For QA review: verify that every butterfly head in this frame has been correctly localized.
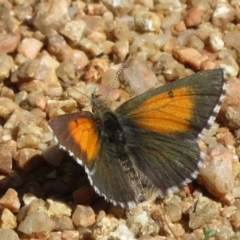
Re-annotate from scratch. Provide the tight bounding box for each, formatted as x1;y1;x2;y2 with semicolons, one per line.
91;94;108;114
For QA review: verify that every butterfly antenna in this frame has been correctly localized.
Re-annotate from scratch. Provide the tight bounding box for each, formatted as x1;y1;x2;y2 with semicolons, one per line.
60;77;88;96
104;53;131;102
59;78;100;107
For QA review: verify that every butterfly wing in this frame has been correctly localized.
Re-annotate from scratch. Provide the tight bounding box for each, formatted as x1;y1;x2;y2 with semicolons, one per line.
116;69;225;139
49;112;100;171
122;126;201;197
49;111;138;207
116;69;225;195
88;141;142;208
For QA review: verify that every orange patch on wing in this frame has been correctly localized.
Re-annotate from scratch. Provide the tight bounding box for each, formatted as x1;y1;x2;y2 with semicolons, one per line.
129;86;195;133
68;118;99;162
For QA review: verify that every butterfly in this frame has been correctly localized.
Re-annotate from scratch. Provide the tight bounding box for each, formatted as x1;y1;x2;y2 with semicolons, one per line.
49;68;226;208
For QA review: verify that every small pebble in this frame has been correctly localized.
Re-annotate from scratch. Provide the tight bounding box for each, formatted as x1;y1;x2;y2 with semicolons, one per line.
200;144;234;197
189;197;219;229
0;53;14;81
47;199;72;217
119;59;158;96
134;10;161;32
18;211;53;235
0;33;21;54
17;38;43;59
72;205;95;227
14;148;42;172
0;229;19;240
0;188;21;213
212;3;235;27
173;47;208;70
0;208;17;229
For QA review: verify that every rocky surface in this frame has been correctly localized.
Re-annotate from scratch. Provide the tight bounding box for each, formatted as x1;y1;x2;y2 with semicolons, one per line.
0;0;240;239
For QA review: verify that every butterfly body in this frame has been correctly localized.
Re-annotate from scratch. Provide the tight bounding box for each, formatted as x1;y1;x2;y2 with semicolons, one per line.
49;69;226;208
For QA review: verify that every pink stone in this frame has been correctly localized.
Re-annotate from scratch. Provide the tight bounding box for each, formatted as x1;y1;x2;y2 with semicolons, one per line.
0;188;21;213
17;38;43;59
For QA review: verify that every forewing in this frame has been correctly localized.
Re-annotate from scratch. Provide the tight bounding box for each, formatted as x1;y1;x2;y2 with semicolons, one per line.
49;112;99;170
116;69;225;138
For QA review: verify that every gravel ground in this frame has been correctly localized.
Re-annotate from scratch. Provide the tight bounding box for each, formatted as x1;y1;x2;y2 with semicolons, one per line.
0;0;240;239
